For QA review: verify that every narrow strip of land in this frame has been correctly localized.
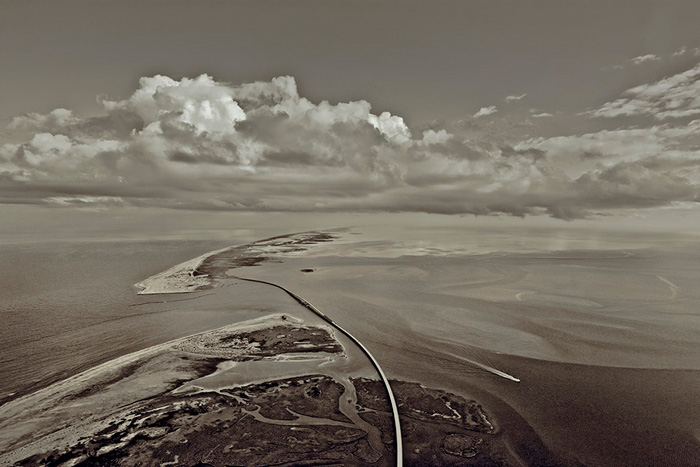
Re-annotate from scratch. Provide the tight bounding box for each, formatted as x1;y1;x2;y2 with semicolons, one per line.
232;275;404;467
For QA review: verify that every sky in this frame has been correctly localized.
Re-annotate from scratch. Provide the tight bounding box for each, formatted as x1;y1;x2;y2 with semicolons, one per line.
1;0;700;226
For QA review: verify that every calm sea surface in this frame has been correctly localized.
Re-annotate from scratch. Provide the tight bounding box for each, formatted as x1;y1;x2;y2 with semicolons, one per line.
0;240;237;399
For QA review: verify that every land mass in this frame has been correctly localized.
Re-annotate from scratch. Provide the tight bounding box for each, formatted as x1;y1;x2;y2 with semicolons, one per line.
4;315;512;467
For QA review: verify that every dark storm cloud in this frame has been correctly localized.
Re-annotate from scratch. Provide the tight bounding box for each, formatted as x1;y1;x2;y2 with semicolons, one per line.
499;145;547;162
573;162;699;209
1;74;699;219
168;150;235;165
579;151;605;160
258;151;319;167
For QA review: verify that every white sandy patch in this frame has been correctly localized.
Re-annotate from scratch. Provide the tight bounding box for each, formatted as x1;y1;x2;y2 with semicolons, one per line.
135;246;231;294
0;314;299;422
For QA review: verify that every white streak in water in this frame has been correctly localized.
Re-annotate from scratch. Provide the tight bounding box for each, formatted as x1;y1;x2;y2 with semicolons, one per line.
470;358;521;383
656;275;679;299
439;347;520;383
515;291;534;301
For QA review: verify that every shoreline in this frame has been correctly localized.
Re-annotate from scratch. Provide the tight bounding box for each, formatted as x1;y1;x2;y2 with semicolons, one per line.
134;230;342;296
134;245;233;294
0;313;346;464
2;230;345;410
1;305;507;467
0;313;291;419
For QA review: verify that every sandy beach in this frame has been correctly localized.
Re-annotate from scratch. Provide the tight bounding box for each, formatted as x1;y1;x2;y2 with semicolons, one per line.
134;246;233;295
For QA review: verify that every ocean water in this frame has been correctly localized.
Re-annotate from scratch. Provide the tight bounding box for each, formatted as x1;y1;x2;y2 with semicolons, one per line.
0;240;228;400
2;215;700;466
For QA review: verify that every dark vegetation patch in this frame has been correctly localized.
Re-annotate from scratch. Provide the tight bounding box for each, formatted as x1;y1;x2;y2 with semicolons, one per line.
353;378;517;466
192;232;337;286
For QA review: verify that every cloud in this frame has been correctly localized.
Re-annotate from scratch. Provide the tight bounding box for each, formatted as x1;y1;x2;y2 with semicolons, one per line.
473;106;498;118
630;54;661;65
499;145;546;162
672;46;700;58
1;74;699;220
506;120;700;218
505;93;527;102
47;195;126;207
101;74;246;135
517;121;700;172
10;108;78;133
603;53;661;71
589;62;700;120
673;47;688;57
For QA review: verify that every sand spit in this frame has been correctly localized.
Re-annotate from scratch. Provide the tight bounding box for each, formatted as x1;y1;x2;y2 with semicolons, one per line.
1;314;292;427
0;314;348;466
135;230;341;295
134;246;232;294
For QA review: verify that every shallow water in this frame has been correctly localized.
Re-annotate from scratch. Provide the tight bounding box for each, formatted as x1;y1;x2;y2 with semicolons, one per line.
237;235;700;466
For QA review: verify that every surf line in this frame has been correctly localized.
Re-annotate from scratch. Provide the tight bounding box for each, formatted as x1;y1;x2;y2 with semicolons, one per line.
231;275;404;467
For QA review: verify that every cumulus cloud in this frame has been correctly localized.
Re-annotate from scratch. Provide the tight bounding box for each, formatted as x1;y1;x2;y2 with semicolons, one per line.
505;93;527;102
473;106;498;118
1;74;699;219
509;120;700;217
10;108;79;133
673;47;688;57
672;46;700;58
630;54;661;65
605;53;661;71
590;62;700;119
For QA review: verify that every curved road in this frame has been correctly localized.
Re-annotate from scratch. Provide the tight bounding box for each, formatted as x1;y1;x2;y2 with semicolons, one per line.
232;275;404;466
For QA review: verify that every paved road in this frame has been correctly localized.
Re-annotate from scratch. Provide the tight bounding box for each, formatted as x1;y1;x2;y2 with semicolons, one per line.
232;275;404;466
